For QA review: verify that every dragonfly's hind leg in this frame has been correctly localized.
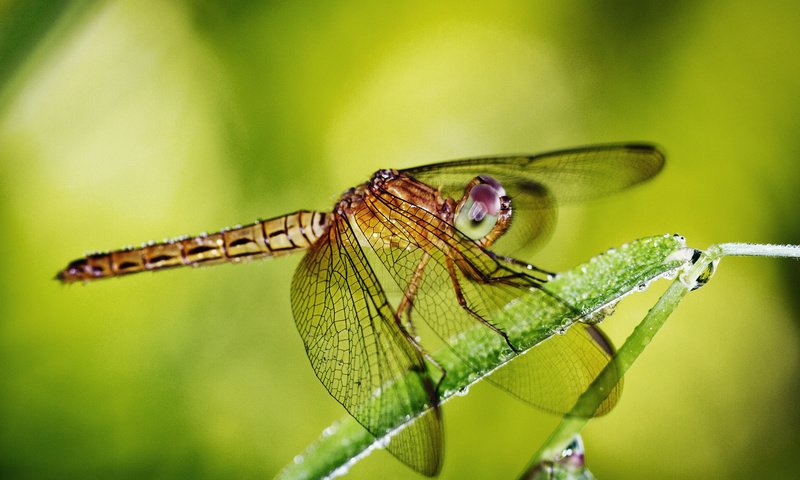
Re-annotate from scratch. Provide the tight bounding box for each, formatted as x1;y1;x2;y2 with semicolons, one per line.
395;253;448;395
393;309;448;397
396;254;431;337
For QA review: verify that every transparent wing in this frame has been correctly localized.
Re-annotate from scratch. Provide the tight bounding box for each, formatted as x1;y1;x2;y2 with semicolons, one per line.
354;189;622;417
290;212;443;476
352;186;621;419
355;187;544;358
488;323;622;417
401;143;664;254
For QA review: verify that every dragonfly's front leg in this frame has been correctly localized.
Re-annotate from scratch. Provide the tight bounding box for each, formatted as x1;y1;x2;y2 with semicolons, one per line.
486;251;554;281
457;251;549;289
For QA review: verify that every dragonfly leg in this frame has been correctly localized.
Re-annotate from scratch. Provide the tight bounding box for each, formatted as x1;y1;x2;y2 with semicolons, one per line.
396;254;431;337
488;269;544;288
395;254;448;394
478;263;584;319
423;345;447;395
455;253;546;289
392;309;448;395
486;252;555;279
445;257;521;354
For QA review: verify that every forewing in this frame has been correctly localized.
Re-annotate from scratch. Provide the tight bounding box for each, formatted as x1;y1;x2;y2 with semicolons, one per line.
401;143;664;202
488;323;623;417
290;213;443;476
401;143;664;254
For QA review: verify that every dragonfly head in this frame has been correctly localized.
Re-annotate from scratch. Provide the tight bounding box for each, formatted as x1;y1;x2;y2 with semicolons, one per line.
454;175;511;247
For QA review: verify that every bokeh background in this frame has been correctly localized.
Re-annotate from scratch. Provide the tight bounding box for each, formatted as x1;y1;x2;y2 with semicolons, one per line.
1;1;798;479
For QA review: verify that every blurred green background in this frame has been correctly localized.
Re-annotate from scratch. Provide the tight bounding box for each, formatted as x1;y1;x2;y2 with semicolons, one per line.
1;1;798;478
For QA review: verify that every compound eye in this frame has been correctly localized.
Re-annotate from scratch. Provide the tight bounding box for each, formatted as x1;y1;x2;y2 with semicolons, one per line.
455;182;504;240
478;175;506;197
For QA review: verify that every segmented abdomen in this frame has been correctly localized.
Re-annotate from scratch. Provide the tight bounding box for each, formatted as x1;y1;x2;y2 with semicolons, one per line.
57;210;330;283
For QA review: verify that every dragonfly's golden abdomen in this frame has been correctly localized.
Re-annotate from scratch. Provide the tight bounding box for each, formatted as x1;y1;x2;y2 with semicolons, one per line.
57;210;330;283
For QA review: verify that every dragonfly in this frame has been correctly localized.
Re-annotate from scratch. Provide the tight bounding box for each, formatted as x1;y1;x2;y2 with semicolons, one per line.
57;143;664;476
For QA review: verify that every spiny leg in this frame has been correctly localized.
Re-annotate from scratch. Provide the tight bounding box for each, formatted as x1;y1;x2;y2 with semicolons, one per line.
463;260;583;320
395;253;448;394
487;251;555;279
396;254;431;337
445;256;521;354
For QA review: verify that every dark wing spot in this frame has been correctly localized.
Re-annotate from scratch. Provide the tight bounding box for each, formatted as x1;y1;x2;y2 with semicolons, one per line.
585;324;615;356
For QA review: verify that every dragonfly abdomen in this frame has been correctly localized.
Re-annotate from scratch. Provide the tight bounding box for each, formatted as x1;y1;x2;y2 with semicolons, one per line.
56;210;330;284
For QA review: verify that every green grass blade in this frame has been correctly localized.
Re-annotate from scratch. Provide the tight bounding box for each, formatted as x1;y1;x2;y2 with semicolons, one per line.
277;234;691;479
518;241;800;477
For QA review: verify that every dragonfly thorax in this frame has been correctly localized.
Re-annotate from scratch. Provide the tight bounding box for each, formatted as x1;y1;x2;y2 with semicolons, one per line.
368;170;448;218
